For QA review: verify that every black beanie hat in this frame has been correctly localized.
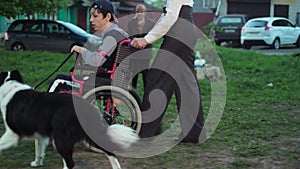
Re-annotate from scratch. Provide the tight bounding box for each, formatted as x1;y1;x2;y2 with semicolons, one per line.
92;0;114;15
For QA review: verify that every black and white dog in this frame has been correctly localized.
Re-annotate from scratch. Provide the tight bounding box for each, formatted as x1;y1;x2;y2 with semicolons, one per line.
0;70;139;169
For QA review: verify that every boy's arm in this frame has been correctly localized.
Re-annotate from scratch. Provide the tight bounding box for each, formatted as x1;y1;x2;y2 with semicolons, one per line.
81;35;117;67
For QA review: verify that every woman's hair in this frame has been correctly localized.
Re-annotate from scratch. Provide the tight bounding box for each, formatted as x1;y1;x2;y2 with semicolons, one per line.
133;4;147;19
135;4;147;13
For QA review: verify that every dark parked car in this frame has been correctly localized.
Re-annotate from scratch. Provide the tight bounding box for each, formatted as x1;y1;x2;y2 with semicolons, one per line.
4;19;101;52
213;14;248;46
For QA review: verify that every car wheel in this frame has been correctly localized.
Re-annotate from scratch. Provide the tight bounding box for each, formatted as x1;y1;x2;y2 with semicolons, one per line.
242;42;251;49
215;40;222;46
234;42;242;48
12;42;25;51
296;36;300;47
272;38;280;50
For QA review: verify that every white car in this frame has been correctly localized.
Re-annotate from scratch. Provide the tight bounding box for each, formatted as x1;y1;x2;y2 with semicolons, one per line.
241;17;300;49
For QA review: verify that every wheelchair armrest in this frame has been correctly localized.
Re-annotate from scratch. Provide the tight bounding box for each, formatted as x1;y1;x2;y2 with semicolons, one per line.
73;64;108;73
74;64;98;71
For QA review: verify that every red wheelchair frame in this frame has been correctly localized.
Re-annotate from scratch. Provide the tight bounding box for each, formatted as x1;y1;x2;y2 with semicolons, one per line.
52;39;142;134
60;39;133;97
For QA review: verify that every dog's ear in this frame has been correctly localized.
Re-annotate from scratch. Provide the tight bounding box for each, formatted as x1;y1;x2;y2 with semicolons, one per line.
0;72;9;86
10;70;24;83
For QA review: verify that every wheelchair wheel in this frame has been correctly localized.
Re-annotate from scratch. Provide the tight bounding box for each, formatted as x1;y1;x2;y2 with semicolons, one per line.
82;86;142;153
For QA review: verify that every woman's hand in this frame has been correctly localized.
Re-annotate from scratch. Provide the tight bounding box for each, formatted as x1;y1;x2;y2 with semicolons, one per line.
131;38;149;49
71;45;85;54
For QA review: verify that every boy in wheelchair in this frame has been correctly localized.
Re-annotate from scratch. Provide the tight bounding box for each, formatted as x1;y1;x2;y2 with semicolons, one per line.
48;0;129;93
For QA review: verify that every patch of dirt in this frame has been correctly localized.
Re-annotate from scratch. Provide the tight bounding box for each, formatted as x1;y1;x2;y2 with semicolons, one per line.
72;150;112;169
69;142;297;169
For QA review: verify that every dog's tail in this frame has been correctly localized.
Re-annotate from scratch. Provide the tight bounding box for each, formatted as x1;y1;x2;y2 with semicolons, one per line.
107;124;139;149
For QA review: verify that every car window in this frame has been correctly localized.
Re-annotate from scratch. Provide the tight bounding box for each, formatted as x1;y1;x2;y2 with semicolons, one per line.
285;20;294;27
59;21;87;35
45;22;71;34
24;23;43;33
58;25;70;34
272;20;294;27
217;17;243;25
282;20;293;27
272;20;280;26
45;23;59;33
9;22;24;31
245;20;268;27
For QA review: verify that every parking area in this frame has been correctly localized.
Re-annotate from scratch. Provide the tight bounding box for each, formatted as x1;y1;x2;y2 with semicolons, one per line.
221;42;300;55
249;45;300;55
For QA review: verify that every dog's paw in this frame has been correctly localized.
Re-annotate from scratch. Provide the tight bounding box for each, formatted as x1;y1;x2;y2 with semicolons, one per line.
30;161;43;168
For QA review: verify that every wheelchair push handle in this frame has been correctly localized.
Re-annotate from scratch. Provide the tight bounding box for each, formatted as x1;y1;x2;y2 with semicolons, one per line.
119;39;132;46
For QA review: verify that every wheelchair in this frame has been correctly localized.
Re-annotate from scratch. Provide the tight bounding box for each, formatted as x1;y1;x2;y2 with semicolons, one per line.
48;39;142;153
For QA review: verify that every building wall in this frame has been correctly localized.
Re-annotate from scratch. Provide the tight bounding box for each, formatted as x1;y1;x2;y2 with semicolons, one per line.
226;0;271;19
271;0;300;24
193;13;215;30
218;0;300;24
193;0;214;13
192;0;218;29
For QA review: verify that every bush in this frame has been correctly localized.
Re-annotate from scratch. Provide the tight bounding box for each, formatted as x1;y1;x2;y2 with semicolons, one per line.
203;21;223;39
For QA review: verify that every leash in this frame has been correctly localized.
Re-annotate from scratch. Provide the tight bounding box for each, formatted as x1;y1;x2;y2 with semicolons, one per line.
34;52;75;90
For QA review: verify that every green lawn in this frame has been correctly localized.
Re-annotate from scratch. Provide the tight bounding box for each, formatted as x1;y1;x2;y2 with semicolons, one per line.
0;43;299;169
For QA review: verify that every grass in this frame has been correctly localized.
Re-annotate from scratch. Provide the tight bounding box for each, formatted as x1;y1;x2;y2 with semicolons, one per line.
0;43;299;169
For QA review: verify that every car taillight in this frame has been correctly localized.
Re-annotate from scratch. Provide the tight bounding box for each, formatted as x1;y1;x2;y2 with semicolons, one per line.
4;32;8;40
265;26;273;30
